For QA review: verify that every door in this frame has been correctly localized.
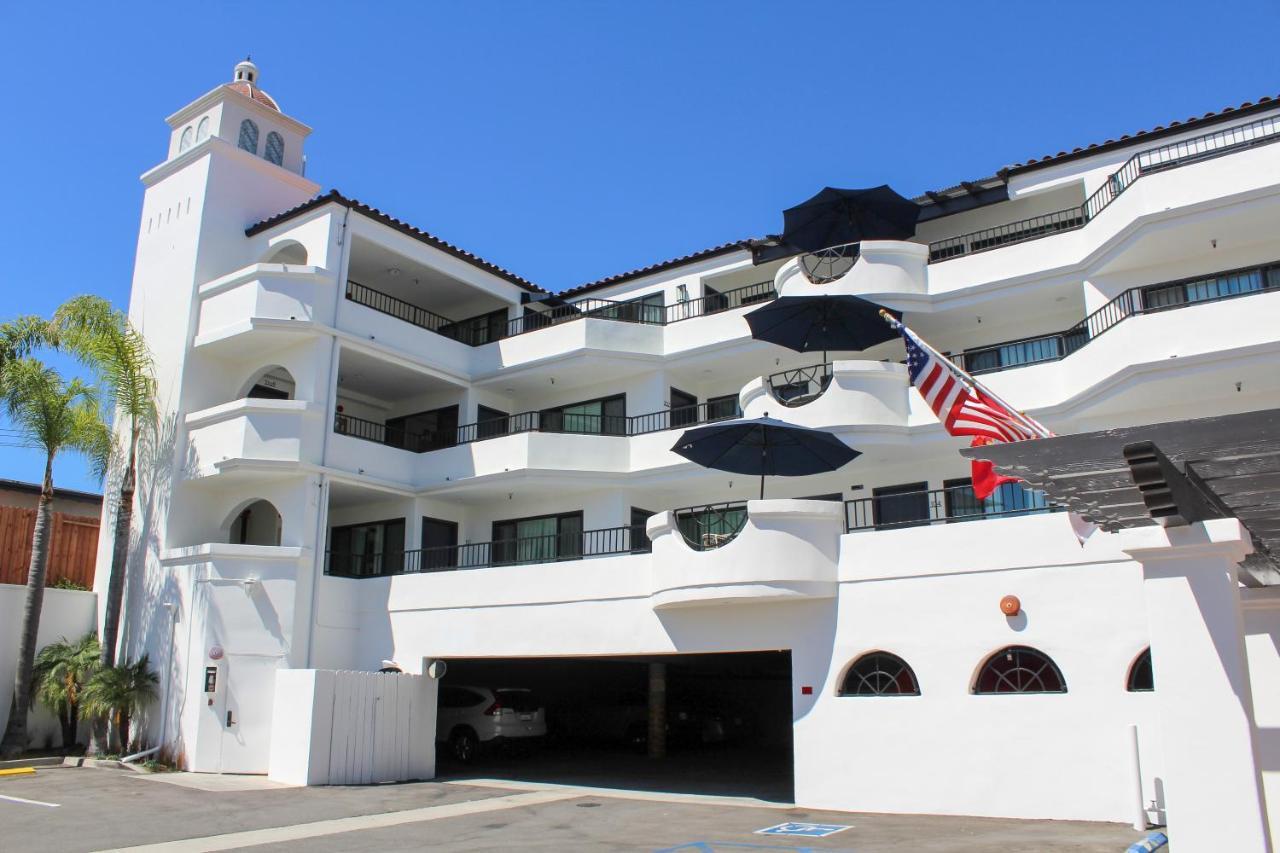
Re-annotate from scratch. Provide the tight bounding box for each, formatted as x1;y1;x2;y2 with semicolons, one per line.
421;516;459;570
670;388;697;428
219;654;283;774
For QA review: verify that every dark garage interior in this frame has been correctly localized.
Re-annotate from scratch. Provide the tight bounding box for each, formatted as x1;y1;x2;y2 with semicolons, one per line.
435;651;794;802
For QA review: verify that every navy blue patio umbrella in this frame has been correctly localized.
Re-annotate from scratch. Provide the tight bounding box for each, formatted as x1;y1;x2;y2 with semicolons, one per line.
746;294;902;363
781;185;921;253
672;416;860;499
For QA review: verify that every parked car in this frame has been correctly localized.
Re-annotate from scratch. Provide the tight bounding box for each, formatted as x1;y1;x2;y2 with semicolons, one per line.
436;686;547;762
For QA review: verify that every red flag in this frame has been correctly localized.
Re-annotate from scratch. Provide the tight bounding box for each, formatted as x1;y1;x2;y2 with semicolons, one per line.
970;437;1019;500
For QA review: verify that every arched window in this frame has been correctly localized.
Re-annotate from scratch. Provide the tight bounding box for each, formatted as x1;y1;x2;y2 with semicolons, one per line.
1127;648;1154;692
179;126;194;152
973;646;1066;694
226;499;283;546
238;119;259;154
196;116;210;143
264;131;284;166
839;652;920;696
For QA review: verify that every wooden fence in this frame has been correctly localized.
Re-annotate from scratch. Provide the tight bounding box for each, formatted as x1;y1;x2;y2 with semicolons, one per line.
0;505;100;588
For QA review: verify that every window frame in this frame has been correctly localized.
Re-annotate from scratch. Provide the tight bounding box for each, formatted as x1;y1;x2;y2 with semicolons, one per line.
491;510;585;565
972;645;1067;695
1127;647;1154;692
328;517;407;577
838;651;921;697
264;130;285;165
238;119;260;154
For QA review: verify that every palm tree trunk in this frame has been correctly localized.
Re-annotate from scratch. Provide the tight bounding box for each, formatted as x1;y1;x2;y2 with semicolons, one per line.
0;454;55;758
100;426;138;669
119;710;131;756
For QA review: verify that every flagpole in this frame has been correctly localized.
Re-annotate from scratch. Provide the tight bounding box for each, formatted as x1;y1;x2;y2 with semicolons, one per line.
877;310;1052;439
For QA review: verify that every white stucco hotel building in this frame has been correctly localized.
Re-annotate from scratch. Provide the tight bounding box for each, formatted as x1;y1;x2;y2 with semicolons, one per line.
102;60;1280;845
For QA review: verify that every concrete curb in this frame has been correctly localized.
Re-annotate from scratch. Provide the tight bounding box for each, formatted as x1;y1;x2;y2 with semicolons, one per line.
62;757;150;772
0;756;65;770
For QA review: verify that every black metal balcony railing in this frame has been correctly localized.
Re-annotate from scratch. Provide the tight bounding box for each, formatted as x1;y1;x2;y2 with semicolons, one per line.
768;362;833;407
345;278;777;346
928;113;1280;262
325;523;650;578
673;502;749;551
952;261;1280;375
844;483;1055;533
338;397;744;452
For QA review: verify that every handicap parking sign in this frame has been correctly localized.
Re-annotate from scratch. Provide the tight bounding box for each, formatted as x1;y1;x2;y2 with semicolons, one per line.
755;822;852;838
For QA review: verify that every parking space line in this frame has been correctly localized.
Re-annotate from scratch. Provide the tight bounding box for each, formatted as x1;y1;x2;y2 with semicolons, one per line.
92;788;579;852
0;792;60;808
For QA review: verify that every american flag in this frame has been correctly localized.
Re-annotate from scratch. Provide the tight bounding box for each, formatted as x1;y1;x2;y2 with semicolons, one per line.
901;326;1048;443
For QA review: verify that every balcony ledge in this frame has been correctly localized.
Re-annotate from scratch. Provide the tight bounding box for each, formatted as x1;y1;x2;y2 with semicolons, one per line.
160;543;310;567
185;397;321;429
646;498;842;609
198;263;330;298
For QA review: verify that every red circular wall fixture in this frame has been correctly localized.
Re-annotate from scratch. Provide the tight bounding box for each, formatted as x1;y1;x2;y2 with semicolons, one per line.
1000;595;1021;617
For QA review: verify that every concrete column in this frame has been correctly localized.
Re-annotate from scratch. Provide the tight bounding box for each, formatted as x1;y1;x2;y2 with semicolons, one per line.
1120;518;1271;852
647;661;666;759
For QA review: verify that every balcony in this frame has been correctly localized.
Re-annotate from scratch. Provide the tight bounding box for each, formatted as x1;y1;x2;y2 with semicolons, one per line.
950;261;1280;376
646;499;844;609
185;398;323;474
740;359;909;430
344;278;777;346
844;482;1055;532
928;112;1280;262
324;523;649;578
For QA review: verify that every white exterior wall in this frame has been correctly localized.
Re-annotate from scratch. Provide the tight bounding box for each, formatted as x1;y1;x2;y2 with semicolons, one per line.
102;71;1280;828
0;587;98;748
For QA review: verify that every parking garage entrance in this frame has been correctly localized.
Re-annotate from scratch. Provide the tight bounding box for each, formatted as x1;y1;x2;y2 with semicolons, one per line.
435;651;794;802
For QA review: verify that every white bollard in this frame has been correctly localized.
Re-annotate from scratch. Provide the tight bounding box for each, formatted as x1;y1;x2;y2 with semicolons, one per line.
1127;724;1148;831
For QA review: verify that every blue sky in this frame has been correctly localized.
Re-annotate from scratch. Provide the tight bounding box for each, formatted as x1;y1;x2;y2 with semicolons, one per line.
1;1;1277;493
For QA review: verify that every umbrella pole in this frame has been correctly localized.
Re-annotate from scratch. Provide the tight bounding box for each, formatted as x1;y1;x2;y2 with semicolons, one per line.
760;472;765;500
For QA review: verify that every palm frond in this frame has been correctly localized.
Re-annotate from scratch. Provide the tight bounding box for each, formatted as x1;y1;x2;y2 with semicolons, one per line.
53;296;157;426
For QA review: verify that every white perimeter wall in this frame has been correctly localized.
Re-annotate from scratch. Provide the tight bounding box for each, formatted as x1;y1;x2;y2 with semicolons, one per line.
0;586;97;748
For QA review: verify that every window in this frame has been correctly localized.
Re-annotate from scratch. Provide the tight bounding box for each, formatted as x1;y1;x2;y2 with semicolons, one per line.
1143;267;1267;310
628;291;665;324
385;405;459;452
973;646;1066;694
1127;648;1154;692
196;116;210;143
839;652;920;696
328;518;406;577
491;512;584;565
705;393;740;422
264;131;284;165
630;507;653;554
964;335;1063;374
179;126;194;152
872;482;930;528
476;405;510;440
442;307;508;345
540;394;626;436
670;388;698;428
943;478;1049;521
238;119;259;154
420;517;459;571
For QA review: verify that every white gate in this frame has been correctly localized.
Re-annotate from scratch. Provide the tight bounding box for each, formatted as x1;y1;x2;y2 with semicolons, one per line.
268;669;437;786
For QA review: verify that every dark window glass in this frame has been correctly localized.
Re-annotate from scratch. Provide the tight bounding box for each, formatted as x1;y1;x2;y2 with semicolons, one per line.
1127;648;1154;692
238;119;259;153
839;652;920;696
630;507;653;553
491;512;584;565
944;478;1049;521
872;482;930;528
670;388;698;428
420;517;459;571
974;646;1066;694
328;518;405;577
386;405;459;452
264;131;284;166
705;394;740;422
675;504;747;550
1143;268;1264;310
476;405;510;440
541;394;626;436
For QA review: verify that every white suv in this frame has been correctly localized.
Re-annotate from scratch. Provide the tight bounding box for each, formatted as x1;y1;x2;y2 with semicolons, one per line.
436;686;547;762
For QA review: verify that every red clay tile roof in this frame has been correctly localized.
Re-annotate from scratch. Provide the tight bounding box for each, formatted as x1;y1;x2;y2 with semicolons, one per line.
1002;94;1278;174
226;81;280;111
247;94;1280;295
246;190;545;293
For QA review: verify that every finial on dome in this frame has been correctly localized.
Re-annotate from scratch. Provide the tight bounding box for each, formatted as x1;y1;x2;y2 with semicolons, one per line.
234;57;260;85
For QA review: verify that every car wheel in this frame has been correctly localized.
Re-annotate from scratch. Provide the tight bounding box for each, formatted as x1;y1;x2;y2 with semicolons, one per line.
450;729;478;763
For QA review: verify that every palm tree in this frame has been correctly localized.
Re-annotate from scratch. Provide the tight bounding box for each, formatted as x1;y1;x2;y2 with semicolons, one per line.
54;296;156;668
32;633;100;750
80;656;158;755
0;359;111;759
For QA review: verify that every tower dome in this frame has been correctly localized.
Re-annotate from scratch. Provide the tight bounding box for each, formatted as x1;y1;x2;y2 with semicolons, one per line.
226;57;280;112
